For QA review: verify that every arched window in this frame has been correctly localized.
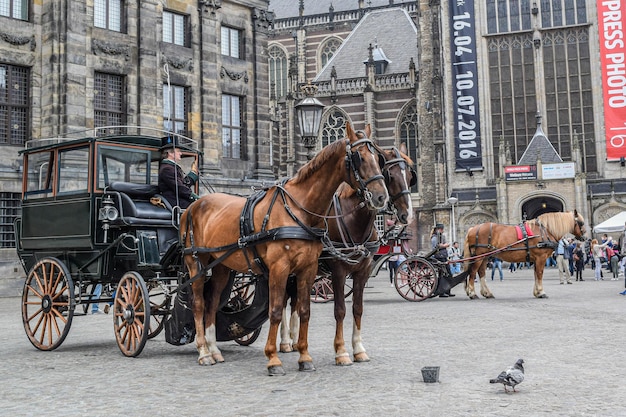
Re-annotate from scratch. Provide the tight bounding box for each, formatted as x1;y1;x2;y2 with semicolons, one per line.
268;44;288;99
320;107;349;148
319;38;341;71
398;100;418;191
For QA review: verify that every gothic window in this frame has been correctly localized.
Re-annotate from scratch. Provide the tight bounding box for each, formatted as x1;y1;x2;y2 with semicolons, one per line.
222;94;244;159
485;0;532;34
163;10;189;47
0;63;30;145
320;108;348;148
487;35;537;175
398;100;418;191
319;38;342;71
268;45;288;99
0;0;28;20
94;0;124;32
163;84;188;136
543;27;595;172
94;72;126;136
221;26;243;59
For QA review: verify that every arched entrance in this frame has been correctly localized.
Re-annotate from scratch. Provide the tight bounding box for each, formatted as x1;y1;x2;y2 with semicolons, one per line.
522;196;563;219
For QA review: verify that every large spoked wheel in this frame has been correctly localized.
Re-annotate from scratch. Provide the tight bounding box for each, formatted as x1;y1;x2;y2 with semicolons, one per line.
235;327;262;346
147;283;170;339
22;257;75;351
311;275;334;303
395;257;438;302
113;271;150;357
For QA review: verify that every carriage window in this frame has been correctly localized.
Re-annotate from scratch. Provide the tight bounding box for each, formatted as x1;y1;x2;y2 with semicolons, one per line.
24;151;55;199
58;147;90;194
97;146;150;189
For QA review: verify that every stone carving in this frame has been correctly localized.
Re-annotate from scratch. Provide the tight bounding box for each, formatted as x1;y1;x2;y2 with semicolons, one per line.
220;66;249;83
92;39;130;61
165;55;193;71
198;0;221;13
0;32;36;51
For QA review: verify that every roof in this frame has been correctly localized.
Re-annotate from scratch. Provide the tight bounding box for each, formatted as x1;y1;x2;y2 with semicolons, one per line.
269;0;414;20
517;116;563;165
314;8;417;81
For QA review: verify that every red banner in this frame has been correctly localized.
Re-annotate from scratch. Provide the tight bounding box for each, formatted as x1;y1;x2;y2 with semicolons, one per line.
598;0;626;160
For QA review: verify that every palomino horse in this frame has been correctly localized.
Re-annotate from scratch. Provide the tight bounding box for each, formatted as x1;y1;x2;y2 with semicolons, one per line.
180;123;389;375
280;145;415;365
463;210;586;299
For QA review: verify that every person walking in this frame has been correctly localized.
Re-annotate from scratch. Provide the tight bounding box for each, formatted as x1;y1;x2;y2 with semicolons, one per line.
591;238;610;281
448;241;462;275
556;237;572;284
490;257;503;281
573;242;585;282
508;260;517;273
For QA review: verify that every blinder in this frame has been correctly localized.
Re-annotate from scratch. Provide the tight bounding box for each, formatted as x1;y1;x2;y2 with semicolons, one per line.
409;168;417;187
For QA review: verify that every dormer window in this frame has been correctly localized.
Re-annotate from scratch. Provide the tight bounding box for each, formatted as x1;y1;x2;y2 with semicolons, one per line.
364;43;391;75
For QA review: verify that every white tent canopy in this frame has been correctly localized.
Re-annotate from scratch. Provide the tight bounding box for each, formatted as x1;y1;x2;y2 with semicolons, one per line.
593;211;626;233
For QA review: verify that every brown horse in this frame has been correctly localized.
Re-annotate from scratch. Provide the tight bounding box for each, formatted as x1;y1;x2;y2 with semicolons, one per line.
180;123;389;375
463;210;586;299
280;145;415;365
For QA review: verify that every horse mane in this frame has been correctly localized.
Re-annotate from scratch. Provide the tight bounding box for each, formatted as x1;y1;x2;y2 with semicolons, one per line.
531;211;579;238
291;138;347;185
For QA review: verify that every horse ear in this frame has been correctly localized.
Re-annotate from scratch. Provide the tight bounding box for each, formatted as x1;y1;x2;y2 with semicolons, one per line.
364;124;371;138
399;142;408;155
345;122;354;142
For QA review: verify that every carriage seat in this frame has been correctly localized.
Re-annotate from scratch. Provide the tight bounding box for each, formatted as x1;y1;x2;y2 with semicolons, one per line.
106;181;174;226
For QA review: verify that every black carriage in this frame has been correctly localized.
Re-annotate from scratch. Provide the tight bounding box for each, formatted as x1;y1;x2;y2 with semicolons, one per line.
15;127;263;357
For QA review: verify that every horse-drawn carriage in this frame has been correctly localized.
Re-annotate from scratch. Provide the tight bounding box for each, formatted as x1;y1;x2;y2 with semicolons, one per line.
15;127;265;357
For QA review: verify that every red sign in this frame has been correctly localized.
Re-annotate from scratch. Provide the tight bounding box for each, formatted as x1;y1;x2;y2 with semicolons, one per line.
598;0;626;160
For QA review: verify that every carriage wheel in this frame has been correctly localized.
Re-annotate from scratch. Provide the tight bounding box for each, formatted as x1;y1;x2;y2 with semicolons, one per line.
113;271;150;357
311;275;334;303
147;283;170;339
235;327;262;346
395;257;438;302
22;257;75;351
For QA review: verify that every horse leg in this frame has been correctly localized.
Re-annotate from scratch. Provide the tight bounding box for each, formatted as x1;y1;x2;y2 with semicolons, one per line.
294;264;318;372
331;271;351;366
477;260;495;298
264;267;290;375
533;260;548;298
197;264;230;365
465;264;479;299
279;296;298;353
350;269;369;363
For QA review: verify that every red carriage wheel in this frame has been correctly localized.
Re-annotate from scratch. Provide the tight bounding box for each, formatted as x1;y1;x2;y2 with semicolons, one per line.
394;257;438;302
22;257;75;351
311;275;334;303
113;271;150;357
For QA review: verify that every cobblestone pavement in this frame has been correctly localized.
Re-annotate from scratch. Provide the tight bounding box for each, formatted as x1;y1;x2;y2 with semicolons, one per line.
1;266;625;417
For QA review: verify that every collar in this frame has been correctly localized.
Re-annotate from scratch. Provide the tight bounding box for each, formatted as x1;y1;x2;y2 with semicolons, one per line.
162;159;181;168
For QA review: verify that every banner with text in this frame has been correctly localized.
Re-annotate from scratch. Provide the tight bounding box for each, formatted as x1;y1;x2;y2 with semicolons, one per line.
598;0;626;160
450;0;482;171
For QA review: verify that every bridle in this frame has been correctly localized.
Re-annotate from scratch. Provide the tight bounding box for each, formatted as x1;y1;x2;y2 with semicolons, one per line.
344;133;385;208
382;147;416;204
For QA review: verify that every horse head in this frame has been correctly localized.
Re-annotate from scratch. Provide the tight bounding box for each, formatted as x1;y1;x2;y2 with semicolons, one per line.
573;209;586;240
380;146;415;225
344;123;389;210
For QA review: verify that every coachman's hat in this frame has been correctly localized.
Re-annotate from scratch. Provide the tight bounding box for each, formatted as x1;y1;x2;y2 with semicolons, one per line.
435;223;445;229
160;135;181;151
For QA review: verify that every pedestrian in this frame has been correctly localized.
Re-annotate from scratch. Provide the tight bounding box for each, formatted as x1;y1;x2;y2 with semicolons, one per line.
573;242;585;282
556;236;572;284
509;260;517;273
610;251;620;280
591;238;610;281
490;257;503;281
567;238;576;277
448;241;461;275
431;223;455;297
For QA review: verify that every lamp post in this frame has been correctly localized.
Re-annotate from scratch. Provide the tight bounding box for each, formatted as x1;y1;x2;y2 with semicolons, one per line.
447;196;458;242
295;82;325;160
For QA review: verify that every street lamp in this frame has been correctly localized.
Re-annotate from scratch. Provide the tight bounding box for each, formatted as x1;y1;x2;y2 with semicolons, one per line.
295;82;325;160
447;196;458;242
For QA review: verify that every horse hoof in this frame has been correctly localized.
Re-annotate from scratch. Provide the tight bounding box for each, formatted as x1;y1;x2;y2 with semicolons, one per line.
212;353;225;363
335;357;353;366
267;365;286;376
537;293;549;299
298;361;316;372
485;294;495;299
354;352;370;363
279;343;293;353
469;294;479;300
198;355;216;366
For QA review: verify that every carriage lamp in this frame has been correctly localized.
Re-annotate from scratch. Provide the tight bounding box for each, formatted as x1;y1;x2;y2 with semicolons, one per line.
295;82;325;160
98;194;119;241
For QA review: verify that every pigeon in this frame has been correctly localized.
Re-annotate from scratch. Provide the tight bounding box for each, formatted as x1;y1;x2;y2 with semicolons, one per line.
489;359;525;392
